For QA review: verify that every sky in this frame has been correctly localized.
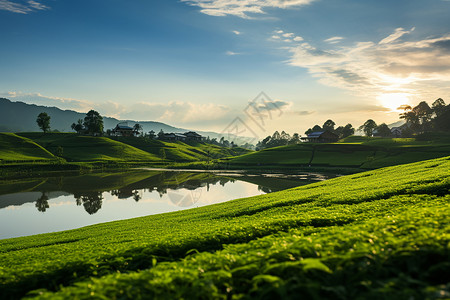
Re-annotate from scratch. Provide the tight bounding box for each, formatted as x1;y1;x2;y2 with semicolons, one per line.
1;0;450;138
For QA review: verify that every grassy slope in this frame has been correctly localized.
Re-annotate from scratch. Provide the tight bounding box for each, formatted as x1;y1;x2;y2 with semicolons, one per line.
223;135;450;169
17;133;161;162
0;133;57;162
12;133;250;164
0;157;449;299
111;136;251;162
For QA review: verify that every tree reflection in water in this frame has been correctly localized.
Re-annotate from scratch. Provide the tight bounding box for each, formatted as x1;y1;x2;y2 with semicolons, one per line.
74;192;103;215
35;192;50;212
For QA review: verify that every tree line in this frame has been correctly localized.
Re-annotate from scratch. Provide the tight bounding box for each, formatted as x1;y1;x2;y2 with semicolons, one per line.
398;98;450;135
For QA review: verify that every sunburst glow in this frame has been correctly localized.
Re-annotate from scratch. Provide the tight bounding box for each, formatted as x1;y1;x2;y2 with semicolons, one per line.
377;93;411;112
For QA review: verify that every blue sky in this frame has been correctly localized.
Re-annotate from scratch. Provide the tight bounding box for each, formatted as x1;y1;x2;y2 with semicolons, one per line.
1;0;450;135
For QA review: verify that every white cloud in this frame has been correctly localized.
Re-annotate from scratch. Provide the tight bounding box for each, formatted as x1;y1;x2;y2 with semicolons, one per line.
1;91;235;127
226;50;240;55
181;0;315;18
272;30;303;43
232;30;241;35
324;36;344;44
286;28;450;109
27;0;48;10
0;0;49;14
379;27;415;45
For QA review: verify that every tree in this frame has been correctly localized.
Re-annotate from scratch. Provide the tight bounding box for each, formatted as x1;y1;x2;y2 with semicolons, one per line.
375;123;391;137
133;123;143;136
432;98;446;117
413;101;433;131
71;119;84;134
83;110;103;135
342;124;355;138
289;133;300;144
359;119;377;137
322;119;336;132
312;125;322;132
36;112;51;133
157;129;165;140
148;130;156;139
35;193;49;212
434;103;450;131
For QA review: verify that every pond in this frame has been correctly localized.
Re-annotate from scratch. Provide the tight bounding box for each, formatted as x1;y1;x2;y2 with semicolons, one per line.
0;170;338;239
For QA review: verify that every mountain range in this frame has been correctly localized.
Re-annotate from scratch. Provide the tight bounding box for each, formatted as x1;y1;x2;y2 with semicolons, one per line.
0;98;225;139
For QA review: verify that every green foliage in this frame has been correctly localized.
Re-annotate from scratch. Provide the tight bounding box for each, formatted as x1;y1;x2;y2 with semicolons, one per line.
36;112;51;134
0;157;449;299
0;133;56;163
359;119;377;137
110;136;251;162
225;136;450;170
17;133;161;162
83;110;104;135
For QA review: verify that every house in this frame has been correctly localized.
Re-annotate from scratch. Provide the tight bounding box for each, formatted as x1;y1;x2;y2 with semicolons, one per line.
161;133;187;142
111;123;135;137
160;131;203;142
300;131;339;143
184;131;203;141
391;127;402;138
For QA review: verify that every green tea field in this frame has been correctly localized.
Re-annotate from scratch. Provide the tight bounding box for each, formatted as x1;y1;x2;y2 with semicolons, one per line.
0;156;449;299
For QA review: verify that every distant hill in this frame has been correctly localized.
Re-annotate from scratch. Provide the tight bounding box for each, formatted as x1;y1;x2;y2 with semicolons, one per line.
0;98;246;142
0;98;187;134
388;120;405;128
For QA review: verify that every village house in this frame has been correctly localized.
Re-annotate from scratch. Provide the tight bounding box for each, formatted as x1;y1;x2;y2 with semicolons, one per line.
391;127;402;138
111;123;135;137
184;131;203;141
160;131;203;142
300;131;339;143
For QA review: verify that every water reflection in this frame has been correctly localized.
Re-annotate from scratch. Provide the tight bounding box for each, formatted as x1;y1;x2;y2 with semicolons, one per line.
0;170;337;215
75;192;103;215
0;170;339;239
35;192;49;212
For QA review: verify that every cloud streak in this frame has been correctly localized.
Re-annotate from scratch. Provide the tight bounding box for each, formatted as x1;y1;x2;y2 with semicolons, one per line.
1;91;235;128
324;36;344;44
0;0;49;14
283;28;450;107
181;0;315;18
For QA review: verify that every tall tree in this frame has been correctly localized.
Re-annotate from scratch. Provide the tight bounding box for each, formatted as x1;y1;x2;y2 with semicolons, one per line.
413;101;433;131
36;112;51;133
359;119;377;137
322;119;336;132
289;133;301;144
83;110;103;135
133;123;143;136
432;98;446;117
342;124;355;138
71;119;84;134
158;129;165;139
375;123;391;137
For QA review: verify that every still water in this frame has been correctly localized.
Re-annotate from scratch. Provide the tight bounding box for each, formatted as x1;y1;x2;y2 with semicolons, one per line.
0;170;337;239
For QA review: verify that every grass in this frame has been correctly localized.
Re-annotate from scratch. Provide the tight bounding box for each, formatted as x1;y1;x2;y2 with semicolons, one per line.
111;136;251;162
0;156;449;299
0;133;57;163
221;135;450;170
17;133;161;162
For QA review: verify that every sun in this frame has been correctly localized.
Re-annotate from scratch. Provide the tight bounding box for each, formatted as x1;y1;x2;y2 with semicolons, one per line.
377;93;411;112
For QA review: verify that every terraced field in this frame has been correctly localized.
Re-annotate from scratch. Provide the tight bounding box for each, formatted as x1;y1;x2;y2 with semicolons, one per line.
1;156;449;299
223;135;450;170
0;133;57;163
